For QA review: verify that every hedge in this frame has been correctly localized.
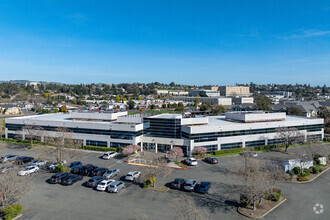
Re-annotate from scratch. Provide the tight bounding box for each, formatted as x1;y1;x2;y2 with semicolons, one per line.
212;145;280;156
80;145;119;152
1;204;22;220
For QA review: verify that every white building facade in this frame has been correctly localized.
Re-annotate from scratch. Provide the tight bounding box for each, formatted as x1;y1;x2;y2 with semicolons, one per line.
5;111;324;156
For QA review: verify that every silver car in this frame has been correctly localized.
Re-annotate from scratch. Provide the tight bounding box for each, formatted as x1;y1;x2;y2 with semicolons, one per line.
108;181;125;193
184;179;197;192
103;168;120;179
1;155;19;163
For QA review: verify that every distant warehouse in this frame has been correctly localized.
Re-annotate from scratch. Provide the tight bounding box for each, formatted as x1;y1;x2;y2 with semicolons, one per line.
5;111;324;155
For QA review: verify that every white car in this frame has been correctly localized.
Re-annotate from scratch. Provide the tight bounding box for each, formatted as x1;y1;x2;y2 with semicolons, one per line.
125;171;141;181
96;179;115;191
47;160;67;170
241;151;258;158
31;160;48;166
185;157;198;166
102;151;118;160
18;165;39;176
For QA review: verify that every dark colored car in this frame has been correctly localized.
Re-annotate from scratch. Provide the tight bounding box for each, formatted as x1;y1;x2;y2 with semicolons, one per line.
61;174;83;185
49;172;70;184
80;164;98;176
205;157;218;164
71;165;84;174
198;181;211;193
16;156;34;165
86;176;104;187
68;161;82;171
171;178;185;189
89;168;107;177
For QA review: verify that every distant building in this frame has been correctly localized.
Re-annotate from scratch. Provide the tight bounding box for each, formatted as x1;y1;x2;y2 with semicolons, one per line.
0;104;21;115
156;90;188;96
203;86;219;91
232;97;254;105
170;96;232;106
218;86;250;97
188;90;220;97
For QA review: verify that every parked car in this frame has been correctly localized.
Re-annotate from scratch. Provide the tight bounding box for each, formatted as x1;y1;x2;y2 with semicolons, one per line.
205;157;218;164
125;171;141;181
16;156;34;165
108;181;125;193
80;164;98;176
0;155;19;163
171;178;185;189
31;160;48;166
183;179;197;192
86;176;104;188
61;174;83;185
90;168;107;177
67;161;82;171
103;168;120;179
0;166;15;174
185;157;198;166
197;181;211;193
96;179;115;191
240;151;258;158
102;151;118;160
47;161;67;171
49;172;70;184
18;165;39;176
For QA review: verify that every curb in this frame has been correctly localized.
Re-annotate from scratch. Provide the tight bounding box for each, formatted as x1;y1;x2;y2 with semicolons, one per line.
12;214;23;220
124;160;188;170
238;196;287;218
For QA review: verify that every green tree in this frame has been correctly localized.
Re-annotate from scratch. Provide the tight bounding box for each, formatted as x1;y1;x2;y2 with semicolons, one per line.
286;106;304;116
211;105;226;114
200;104;210;112
175;102;184;112
128;100;135;110
254;95;272;111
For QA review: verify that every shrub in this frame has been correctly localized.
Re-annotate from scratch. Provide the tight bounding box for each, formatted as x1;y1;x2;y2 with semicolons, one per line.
303;169;310;175
54;164;70;173
1;204;22;220
314;158;321;165
268;192;281;202
292;167;301;175
311;166;319;174
319;168;323;172
297;176;309;182
240;194;252;208
301;173;308;178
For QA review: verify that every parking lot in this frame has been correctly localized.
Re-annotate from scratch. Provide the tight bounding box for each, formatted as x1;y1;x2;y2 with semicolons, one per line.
1;142;329;220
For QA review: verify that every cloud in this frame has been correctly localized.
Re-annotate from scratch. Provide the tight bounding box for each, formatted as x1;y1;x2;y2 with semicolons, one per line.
277;29;330;39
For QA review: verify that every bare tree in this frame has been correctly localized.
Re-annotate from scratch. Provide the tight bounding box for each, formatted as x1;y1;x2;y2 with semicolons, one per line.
173;194;209;220
138;152;170;188
38;127;84;163
235;158;284;210
275;127;305;152
22;124;44;148
0;169;31;209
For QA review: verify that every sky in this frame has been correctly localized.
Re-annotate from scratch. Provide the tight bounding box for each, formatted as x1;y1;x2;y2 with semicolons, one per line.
0;0;330;86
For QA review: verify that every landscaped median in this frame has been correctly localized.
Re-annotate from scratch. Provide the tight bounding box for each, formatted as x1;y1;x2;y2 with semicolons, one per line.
286;163;330;183
124;158;188;170
238;194;286;218
0;204;23;220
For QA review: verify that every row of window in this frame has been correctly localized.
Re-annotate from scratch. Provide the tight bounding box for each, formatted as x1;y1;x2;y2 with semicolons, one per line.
184;124;323;142
6;124;142;140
